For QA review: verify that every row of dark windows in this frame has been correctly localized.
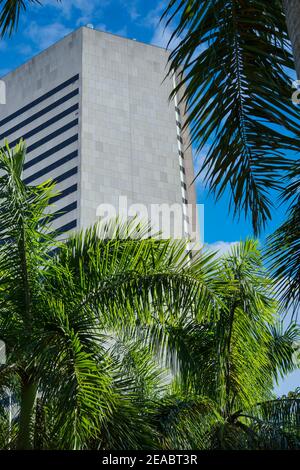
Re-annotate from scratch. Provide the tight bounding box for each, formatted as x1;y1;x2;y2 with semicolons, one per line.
1;121;78;158
6;105;79;147
24;135;78;170
49;184;77;204
40;201;77;226
53;166;78;185
25;119;78;154
23;150;78;184
0;74;79;128
51;201;77;222
27;167;78;199
0;76;80;238
50;219;77;235
0;89;79;140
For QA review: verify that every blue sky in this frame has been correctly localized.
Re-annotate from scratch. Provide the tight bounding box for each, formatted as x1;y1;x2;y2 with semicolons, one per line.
0;0;298;394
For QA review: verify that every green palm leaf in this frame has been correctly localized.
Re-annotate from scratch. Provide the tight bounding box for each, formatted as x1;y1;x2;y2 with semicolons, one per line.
163;0;299;234
266;162;300;316
0;0;41;37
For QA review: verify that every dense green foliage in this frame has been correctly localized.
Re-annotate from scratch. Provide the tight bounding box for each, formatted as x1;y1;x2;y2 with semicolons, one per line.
0;144;299;449
0;0;299;450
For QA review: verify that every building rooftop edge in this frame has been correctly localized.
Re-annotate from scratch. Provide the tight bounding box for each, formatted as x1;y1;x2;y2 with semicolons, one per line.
0;26;169;80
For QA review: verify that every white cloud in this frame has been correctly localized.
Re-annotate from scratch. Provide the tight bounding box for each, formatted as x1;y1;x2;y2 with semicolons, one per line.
114;25;128;37
29;1;114;34
205;241;239;257
25;21;71;50
91;22;127;39
193;146;210;191
94;22;108;32
42;0;102;19
128;5;140;21
142;1;164;27
39;0;98;19
148;1;207;52
119;0;141;21
16;43;34;56
0;68;11;78
151;23;174;49
140;1;180;49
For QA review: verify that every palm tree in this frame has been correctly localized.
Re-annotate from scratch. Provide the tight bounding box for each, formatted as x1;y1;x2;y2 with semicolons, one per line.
0;142;298;450
141;241;300;449
0;142;223;449
162;0;300;311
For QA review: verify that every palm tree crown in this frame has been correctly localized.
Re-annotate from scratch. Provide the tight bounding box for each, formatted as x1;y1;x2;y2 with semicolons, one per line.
0;142;225;449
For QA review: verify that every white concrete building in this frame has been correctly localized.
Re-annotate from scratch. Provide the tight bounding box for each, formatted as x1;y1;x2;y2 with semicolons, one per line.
0;27;198;240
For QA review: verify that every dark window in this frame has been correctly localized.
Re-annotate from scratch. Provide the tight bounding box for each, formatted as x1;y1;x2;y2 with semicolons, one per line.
0;89;79;140
40;201;77;225
51;220;77;235
7;106;79;147
24;135;78;170
23;151;78;184
25;119;78;154
52;201;77;221
0;74;79;128
52;167;78;184
49;184;77;204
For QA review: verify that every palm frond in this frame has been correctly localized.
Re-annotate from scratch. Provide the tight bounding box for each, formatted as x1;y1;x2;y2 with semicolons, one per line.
163;0;300;234
151;394;221;450
266;162;300;316
268;322;300;381
48;218;225;329
0;143;59;350
237;391;300;449
0;0;42;37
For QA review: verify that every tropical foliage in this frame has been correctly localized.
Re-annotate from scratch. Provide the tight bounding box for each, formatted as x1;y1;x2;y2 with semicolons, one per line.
0;0;45;36
0;143;299;450
266;162;300;315
162;0;300;313
0;142;222;449
163;0;299;235
0;0;299;450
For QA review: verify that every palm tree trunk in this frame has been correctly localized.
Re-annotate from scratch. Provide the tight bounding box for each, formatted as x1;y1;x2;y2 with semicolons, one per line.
283;0;300;78
16;377;38;450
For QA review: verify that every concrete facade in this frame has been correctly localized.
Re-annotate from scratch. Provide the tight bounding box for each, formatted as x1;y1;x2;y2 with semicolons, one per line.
284;0;300;79
0;27;198;240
